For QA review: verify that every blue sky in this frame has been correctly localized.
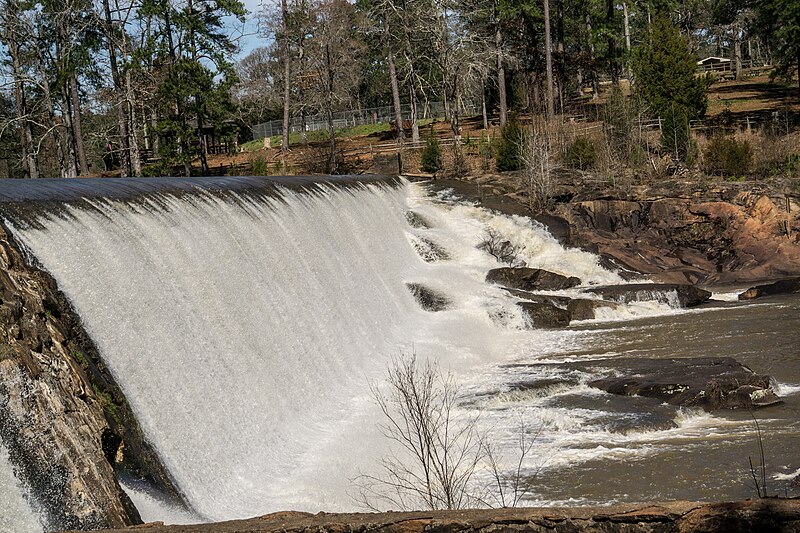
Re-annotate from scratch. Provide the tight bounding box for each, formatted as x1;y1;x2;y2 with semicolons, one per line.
235;0;273;59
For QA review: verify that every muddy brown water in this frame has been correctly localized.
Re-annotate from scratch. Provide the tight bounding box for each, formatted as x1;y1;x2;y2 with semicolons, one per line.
526;293;800;504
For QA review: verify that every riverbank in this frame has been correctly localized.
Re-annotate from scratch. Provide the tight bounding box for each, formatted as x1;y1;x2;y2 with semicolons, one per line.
70;499;800;532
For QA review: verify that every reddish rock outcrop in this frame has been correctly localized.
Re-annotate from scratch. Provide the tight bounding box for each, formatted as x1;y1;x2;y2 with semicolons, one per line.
565;189;800;284
78;499;800;533
423;178;800;284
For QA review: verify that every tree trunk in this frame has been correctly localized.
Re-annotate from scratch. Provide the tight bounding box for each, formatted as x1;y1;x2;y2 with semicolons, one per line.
543;0;554;120
281;0;291;153
496;22;507;127
102;0;131;177
325;42;337;174
409;83;420;143
586;12;599;100
125;70;142;176
607;0;619;85
481;77;489;130
60;80;79;178
623;2;631;51
120;26;142;177
70;75;90;175
36;54;68;177
734;27;742;80
797;45;800;92
556;0;565;113
387;38;405;144
9;36;39;178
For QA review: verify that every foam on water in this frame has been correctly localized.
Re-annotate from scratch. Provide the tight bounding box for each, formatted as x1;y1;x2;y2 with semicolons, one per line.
0;444;43;533
120;480;200;525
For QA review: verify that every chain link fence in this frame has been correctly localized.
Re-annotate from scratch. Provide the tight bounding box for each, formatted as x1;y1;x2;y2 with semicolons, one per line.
252;100;481;140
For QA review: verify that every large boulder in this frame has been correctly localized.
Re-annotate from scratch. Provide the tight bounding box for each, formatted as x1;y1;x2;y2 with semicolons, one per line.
586;357;781;411
584;283;711;307
517;301;571;329
567;298;621;320
504;288;619;321
487;267;581;291
738;278;800;300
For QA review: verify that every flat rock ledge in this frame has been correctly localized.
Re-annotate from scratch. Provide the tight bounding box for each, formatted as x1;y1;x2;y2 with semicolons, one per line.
739;278;800;300
76;499;800;533
486;267;581;292
587;357;781;411
584;284;712;308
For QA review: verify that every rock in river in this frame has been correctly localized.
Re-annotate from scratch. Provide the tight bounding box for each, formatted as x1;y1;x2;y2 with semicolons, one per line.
586;356;781;411
487;267;581;291
517;301;571;329
738;278;800;300
584;283;711;307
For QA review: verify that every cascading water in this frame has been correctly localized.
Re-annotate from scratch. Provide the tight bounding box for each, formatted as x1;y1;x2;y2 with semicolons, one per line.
3;177;799;523
0;443;43;531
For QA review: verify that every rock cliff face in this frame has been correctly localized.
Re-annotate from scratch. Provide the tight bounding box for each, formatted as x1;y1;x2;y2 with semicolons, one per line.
564;188;800;284
424;178;800;284
0;224;183;530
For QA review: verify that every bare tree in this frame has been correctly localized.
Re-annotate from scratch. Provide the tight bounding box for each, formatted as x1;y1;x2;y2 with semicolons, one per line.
479;413;543;508
519;118;556;213
357;353;483;511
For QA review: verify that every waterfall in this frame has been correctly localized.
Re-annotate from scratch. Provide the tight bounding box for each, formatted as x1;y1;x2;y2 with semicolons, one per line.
0;443;43;531
3;176;698;522
9;179;431;520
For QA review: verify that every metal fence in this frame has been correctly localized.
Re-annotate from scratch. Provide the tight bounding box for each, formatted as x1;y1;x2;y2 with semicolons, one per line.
252;100;482;140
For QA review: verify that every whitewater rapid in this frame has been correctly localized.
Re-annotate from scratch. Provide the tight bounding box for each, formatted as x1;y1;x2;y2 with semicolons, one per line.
6;178;796;522
0;443;42;531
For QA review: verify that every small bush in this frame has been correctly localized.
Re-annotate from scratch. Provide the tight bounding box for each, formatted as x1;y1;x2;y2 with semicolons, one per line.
564;137;597;170
495;117;524;172
251;156;269;176
421;136;443;173
661;105;696;164
478;228;523;266
702;134;753;177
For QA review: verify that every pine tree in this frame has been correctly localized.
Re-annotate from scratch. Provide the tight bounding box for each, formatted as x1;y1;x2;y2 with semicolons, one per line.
753;0;800;92
632;13;708;120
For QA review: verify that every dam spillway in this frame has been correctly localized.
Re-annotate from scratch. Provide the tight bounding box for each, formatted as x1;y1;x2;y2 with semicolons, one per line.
2;176;426;521
0;175;798;528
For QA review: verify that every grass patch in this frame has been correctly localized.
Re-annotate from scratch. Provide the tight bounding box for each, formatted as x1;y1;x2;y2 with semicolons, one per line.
70;347;89;368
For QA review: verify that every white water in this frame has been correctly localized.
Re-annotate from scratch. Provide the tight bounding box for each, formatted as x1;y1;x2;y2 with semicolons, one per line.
0;444;43;533
8;180;741;521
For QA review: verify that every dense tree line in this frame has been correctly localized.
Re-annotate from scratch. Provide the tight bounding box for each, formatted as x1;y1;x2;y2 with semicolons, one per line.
0;0;797;177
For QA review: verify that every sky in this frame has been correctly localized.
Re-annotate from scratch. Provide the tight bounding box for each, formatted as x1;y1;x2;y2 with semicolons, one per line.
234;0;273;59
